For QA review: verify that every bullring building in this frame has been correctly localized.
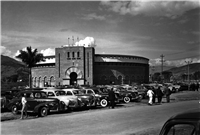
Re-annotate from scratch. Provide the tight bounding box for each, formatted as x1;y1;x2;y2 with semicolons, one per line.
32;45;149;87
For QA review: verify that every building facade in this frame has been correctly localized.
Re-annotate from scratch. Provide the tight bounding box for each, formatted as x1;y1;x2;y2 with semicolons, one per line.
32;46;149;87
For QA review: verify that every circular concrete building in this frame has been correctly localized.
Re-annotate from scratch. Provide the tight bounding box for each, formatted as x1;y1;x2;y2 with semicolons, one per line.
32;46;149;87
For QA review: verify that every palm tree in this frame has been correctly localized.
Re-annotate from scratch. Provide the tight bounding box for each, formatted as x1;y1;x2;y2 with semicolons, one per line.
16;46;45;88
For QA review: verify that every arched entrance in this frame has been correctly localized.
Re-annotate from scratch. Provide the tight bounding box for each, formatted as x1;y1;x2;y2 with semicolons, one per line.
70;72;78;85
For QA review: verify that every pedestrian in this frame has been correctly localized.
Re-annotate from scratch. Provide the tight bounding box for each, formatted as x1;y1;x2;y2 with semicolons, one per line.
152;87;156;104
20;93;28;119
147;88;154;105
157;86;164;104
108;88;116;109
195;82;199;91
163;85;172;103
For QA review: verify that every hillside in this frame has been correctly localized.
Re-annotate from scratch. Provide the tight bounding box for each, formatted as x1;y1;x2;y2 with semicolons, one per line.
1;55;29;90
167;63;200;76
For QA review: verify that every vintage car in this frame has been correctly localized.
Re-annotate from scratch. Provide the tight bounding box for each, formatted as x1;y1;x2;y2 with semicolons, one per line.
159;109;200;135
135;85;148;99
7;90;62;117
80;88;121;107
62;88;97;109
42;88;80;110
1;90;21;110
114;88;142;103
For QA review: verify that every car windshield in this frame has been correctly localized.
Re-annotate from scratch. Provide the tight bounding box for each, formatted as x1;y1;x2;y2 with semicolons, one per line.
55;91;66;96
73;90;85;95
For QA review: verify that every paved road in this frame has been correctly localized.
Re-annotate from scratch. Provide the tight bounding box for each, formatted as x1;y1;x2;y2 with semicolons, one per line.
1;99;199;135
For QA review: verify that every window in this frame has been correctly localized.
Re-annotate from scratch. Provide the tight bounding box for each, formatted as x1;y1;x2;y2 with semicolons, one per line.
47;92;55;97
77;52;80;58
167;124;195;135
66;91;73;95
67;52;70;58
88;90;94;94
72;52;75;58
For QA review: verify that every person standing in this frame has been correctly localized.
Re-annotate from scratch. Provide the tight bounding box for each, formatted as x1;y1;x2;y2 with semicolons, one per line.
152;87;156;104
157;86;164;104
147;88;154;105
20;93;28;119
108;88;115;109
164;85;172;103
195;82;199;91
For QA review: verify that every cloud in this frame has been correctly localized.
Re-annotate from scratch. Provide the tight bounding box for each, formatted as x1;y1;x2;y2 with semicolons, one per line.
63;37;96;47
82;13;106;21
150;57;200;67
101;1;199;18
0;46;12;56
40;48;55;56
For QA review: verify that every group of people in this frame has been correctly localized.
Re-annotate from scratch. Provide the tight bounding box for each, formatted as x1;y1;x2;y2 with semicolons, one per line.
147;84;172;106
190;82;199;91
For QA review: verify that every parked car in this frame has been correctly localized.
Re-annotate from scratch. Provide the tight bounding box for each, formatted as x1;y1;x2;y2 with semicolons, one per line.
165;83;181;93
134;85;148;99
0;90;21;110
42;88;79;111
7;90;62;117
62;89;97;109
114;88;142;103
80;88;120;107
159;109;200;135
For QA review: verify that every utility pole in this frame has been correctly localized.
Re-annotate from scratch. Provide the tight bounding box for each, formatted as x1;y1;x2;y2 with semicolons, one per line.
160;54;165;83
185;60;192;91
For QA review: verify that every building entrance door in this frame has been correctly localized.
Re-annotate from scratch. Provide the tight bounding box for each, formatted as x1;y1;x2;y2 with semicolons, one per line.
70;72;77;85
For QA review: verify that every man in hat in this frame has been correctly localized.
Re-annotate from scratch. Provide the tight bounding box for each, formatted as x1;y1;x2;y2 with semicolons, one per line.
108;88;116;109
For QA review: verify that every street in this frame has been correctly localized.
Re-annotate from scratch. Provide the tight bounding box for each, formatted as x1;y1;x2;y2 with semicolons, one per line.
1;98;199;135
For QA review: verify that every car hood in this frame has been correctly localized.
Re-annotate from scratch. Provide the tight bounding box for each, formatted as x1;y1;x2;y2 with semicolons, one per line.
77;94;92;98
56;96;71;101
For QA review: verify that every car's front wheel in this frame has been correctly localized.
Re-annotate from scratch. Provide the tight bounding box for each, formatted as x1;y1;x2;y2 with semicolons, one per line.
11;105;19;115
123;96;131;103
39;107;48;117
100;99;108;107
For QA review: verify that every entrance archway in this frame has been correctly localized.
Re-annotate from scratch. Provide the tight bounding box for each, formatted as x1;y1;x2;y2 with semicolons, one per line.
70;72;77;85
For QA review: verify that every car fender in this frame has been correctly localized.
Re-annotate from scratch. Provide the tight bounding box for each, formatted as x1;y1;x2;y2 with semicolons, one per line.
34;103;50;113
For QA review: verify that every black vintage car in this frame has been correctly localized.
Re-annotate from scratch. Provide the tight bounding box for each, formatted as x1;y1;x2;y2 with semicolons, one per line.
1;90;21;110
80;88;121;107
159;109;200;135
114;88;142;103
7;90;63;117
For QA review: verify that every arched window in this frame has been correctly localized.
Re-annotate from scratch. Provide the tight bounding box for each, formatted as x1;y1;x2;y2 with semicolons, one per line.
72;52;75;58
77;52;80;58
34;77;37;87
67;52;70;58
110;75;116;85
44;76;48;87
50;76;55;87
38;77;41;88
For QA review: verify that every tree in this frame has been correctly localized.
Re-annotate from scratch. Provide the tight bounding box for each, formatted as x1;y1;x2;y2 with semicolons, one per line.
16;46;45;88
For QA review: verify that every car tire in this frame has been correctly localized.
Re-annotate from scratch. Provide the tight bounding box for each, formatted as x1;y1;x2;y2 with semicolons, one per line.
11;105;19;115
124;96;131;103
100;99;108;107
39;107;48;117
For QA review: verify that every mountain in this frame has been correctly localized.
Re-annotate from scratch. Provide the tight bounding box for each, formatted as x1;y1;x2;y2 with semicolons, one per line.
167;63;200;76
149;66;175;74
1;55;25;68
1;55;29;90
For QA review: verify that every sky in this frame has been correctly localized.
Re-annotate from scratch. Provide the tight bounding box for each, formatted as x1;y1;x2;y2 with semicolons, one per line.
1;0;200;67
